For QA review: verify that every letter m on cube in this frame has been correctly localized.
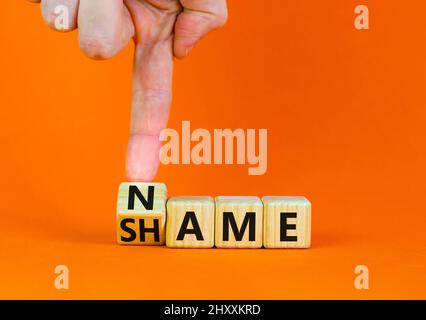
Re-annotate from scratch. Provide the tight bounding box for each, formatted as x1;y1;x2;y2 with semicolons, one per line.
116;183;167;245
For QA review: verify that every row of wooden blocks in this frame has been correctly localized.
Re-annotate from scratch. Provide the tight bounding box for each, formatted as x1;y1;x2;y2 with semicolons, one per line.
116;183;311;248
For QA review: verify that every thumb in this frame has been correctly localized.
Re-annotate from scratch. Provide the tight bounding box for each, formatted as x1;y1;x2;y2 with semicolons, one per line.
174;0;228;59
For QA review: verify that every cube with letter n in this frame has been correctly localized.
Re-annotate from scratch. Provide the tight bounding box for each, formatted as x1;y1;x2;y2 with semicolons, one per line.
116;183;167;245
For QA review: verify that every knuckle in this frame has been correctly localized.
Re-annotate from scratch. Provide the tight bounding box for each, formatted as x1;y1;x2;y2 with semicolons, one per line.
79;36;118;60
214;10;228;28
41;5;75;32
41;8;57;29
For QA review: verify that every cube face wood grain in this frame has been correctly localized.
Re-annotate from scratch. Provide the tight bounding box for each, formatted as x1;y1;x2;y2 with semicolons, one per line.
166;196;215;248
262;196;311;248
215;196;263;248
116;183;167;245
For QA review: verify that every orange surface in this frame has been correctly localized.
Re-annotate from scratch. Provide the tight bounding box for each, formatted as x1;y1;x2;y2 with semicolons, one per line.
0;1;425;299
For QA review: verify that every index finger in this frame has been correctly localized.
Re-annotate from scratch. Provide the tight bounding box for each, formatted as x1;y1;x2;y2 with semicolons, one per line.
125;39;174;182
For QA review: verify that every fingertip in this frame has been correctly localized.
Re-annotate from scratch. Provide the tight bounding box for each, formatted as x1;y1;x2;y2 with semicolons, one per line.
125;134;161;182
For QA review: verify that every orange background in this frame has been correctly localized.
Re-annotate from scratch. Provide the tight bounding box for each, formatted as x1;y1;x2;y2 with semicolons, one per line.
0;0;425;299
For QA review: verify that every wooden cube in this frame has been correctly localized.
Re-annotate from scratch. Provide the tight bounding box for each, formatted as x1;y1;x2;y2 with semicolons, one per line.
215;196;263;248
116;182;167;245
262;196;311;248
166;196;215;248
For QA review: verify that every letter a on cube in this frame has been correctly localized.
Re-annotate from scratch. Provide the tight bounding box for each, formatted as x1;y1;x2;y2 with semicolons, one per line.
262;196;311;248
166;196;215;248
215;196;263;248
116;182;167;245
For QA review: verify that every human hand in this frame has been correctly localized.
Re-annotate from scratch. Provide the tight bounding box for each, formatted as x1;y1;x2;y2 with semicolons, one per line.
28;0;228;181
